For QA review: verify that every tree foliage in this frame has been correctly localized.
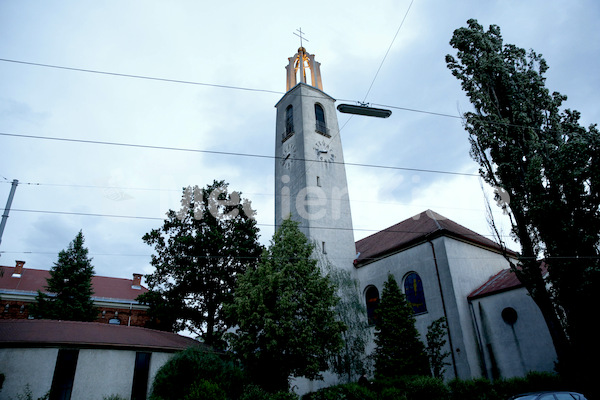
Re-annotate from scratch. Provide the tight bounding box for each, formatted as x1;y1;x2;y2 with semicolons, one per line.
319;255;371;383
425;317;451;379
30;231;97;321
373;274;429;379
139;181;262;347
227;218;344;393
446;19;600;379
149;346;245;400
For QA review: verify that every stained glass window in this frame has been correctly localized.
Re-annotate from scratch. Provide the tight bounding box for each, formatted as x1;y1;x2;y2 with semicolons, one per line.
404;272;427;314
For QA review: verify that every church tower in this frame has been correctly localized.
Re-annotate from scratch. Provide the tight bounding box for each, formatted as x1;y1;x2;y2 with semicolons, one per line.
274;46;356;274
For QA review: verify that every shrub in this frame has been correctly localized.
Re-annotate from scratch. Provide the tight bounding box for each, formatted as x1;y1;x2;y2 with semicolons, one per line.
448;377;498;400
14;384;49;400
103;396;127;400
241;385;298;400
150;346;246;400
184;379;227;400
301;382;376;400
380;387;407;400
405;375;450;400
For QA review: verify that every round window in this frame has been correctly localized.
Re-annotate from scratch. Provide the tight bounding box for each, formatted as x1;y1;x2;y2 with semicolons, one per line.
501;307;518;325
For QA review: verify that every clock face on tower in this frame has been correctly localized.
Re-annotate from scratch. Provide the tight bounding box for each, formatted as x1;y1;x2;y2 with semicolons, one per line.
314;140;335;163
281;142;297;169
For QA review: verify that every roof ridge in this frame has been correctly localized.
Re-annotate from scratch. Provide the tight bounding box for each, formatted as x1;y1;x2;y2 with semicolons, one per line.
1;266;139;281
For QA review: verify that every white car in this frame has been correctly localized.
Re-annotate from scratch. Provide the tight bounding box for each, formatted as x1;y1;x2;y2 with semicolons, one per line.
509;391;588;400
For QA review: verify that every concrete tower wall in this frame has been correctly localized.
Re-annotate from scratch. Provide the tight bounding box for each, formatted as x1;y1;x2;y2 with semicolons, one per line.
275;82;356;274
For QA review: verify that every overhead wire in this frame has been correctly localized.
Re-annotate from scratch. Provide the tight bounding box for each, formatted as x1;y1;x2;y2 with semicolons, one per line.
362;0;415;102
294;0;417;198
0;131;478;177
0;46;521;259
0;58;284;96
4;207;513;241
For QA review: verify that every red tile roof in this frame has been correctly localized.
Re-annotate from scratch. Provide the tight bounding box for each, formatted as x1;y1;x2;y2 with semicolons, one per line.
467;268;523;299
468;262;548;300
0;319;201;351
355;210;514;265
0;266;148;301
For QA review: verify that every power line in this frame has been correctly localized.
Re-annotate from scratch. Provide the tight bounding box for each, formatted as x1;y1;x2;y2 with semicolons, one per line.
363;0;415;102
0;131;479;177
7;208;513;242
0;57;466;121
0;58;284;96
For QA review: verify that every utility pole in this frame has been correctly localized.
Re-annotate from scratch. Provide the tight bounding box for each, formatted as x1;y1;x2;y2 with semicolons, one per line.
0;179;19;248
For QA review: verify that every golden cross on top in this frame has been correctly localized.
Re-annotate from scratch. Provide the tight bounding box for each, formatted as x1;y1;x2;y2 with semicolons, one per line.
294;28;309;47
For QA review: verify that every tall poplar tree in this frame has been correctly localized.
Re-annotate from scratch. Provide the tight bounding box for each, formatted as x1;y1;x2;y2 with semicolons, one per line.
31;231;97;321
227;218;344;393
446;19;600;382
139;181;262;347
373;274;429;379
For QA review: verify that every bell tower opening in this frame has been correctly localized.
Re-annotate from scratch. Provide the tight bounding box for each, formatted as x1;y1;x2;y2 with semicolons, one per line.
285;46;323;92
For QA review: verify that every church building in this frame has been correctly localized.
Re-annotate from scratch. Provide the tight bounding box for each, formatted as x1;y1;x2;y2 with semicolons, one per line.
273;46;557;392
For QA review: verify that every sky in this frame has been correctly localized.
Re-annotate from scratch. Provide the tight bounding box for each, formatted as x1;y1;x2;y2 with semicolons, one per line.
1;1;599;282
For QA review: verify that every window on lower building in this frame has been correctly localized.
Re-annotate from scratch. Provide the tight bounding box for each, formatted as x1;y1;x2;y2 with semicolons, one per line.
131;352;152;400
50;349;79;400
404;272;427;314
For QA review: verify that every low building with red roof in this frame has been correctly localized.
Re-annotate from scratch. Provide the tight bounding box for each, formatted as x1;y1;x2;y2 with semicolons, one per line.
0;260;150;327
0;319;203;400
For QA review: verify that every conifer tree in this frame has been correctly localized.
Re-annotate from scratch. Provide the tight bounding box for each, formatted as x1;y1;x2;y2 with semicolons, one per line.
31;231;97;321
373;274;429;379
227;218;344;393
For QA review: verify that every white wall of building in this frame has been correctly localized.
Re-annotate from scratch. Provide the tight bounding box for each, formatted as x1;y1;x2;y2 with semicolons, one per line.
0;348;57;399
470;287;558;379
354;235;522;381
0;347;177;400
441;236;512;379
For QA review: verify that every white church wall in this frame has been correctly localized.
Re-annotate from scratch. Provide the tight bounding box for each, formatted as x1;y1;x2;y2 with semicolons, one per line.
355;239;452;374
354;235;515;381
470;287;557;379
442;236;513;379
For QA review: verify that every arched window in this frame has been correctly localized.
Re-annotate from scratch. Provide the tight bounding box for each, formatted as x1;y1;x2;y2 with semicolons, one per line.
315;104;328;135
365;285;380;326
404;272;427;314
285;105;294;137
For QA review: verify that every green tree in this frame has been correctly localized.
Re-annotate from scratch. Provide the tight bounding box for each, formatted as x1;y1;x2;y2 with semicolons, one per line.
30;231;97;321
227;218;344;393
373;274;429;379
446;19;600;380
140;181;262;347
425;317;451;379
319;256;371;383
149;346;245;400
